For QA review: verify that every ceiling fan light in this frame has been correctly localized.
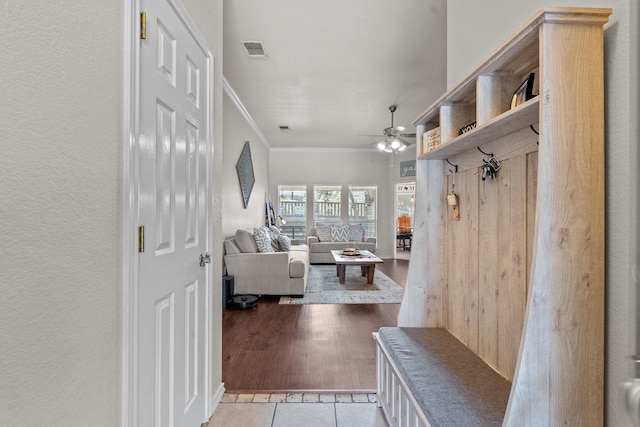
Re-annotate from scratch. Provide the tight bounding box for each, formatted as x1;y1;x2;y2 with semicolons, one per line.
384;145;393;153
377;141;386;150
391;139;401;149
398;144;407;151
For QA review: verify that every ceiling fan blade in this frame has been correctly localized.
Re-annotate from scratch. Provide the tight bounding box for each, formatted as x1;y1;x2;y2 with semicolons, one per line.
400;133;417;138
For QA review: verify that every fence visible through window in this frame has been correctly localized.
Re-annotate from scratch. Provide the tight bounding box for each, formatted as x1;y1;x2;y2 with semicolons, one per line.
314;185;341;225
278;185;306;241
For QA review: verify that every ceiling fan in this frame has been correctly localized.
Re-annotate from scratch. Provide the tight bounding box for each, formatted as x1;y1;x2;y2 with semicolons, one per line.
374;105;416;153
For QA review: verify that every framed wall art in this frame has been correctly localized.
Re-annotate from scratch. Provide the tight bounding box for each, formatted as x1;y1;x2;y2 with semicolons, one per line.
236;141;255;208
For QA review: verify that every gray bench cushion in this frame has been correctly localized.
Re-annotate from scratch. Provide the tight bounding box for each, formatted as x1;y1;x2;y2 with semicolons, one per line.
378;327;511;427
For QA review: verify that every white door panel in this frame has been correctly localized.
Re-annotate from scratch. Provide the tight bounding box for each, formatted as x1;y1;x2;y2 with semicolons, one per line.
137;0;211;425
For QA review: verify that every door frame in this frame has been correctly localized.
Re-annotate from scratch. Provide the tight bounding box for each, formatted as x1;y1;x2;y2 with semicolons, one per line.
392;181;415;259
122;1;215;425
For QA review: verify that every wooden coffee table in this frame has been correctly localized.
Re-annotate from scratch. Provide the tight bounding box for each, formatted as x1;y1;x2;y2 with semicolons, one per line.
330;250;384;284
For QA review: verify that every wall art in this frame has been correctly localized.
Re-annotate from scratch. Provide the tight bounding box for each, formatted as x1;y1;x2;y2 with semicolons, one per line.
236;141;255;208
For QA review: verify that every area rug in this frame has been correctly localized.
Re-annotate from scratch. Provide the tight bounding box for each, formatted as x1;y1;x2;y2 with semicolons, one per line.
279;264;404;305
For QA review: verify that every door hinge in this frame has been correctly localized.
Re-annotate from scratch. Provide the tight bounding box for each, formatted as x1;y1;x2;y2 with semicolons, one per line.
140;11;147;40
138;226;145;253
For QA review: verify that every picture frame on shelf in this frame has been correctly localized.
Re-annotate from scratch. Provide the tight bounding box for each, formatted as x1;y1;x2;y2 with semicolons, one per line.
510;72;536;109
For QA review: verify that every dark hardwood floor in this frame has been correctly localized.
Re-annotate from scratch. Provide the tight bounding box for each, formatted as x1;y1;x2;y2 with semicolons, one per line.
221;258;409;393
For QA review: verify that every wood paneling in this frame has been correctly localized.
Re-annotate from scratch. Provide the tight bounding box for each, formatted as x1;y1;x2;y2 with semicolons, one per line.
441;153;534;379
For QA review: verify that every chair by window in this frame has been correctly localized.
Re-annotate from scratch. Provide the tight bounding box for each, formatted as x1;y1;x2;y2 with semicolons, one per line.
397;215;412;250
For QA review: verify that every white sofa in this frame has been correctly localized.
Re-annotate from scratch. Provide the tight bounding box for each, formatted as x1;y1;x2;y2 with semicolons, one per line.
307;223;376;264
223;229;309;297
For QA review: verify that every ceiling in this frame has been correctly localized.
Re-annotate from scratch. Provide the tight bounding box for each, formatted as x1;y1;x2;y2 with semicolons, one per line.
223;0;447;150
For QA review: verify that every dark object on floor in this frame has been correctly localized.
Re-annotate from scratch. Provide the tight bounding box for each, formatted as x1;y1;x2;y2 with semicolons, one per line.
229;295;258;309
222;275;235;309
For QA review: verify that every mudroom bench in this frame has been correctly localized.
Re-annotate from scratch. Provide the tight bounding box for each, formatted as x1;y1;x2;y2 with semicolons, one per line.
374;328;510;427
383;7;609;427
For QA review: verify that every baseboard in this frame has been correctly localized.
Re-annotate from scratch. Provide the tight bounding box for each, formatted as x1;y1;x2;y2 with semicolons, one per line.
208;382;226;420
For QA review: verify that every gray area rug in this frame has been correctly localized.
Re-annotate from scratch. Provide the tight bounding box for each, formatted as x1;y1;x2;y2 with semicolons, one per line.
279;264;404;305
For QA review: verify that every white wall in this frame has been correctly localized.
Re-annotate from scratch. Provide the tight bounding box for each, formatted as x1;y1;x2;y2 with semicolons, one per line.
269;148;416;258
0;2;122;426
222;92;271;236
447;1;637;425
0;0;224;426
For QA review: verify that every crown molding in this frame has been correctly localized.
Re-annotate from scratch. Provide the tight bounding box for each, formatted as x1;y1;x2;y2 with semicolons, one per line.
223;77;271;149
269;146;379;153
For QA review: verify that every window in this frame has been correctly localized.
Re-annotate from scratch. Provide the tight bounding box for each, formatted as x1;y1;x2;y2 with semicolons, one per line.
278;185;307;240
314;185;341;225
348;185;377;238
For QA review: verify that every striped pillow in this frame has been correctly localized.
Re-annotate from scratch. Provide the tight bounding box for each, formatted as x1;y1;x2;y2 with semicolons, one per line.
330;225;349;242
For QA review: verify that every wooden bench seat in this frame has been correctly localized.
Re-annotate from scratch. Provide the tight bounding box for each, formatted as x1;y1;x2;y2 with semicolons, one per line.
374;327;511;427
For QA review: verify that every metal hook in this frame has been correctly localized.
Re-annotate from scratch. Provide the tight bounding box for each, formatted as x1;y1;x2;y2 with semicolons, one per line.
530;124;539;145
445;158;458;173
477;146;493;157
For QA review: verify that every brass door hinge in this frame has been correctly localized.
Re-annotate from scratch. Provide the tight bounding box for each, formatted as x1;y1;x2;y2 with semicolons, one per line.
140;11;147;39
138;226;145;253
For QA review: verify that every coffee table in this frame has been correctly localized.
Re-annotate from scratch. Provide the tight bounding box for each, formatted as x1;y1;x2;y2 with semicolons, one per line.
330;250;384;284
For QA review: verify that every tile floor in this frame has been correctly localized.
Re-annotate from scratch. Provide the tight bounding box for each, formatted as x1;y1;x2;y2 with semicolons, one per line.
207;392;388;427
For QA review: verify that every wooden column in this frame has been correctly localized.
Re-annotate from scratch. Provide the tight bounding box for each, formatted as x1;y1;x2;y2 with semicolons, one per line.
504;9;609;426
398;124;446;327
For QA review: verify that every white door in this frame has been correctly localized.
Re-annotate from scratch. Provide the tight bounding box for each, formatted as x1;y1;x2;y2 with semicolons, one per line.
137;0;212;425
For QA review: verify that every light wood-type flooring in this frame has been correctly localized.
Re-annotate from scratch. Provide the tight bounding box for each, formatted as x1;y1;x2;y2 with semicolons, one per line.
222;258;408;393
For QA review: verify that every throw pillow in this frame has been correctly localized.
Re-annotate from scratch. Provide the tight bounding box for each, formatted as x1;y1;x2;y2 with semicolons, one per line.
253;227;274;253
224;239;242;254
315;225;332;242
330;224;349;242
347;223;365;242
235;229;259;253
277;234;292;252
267;226;281;251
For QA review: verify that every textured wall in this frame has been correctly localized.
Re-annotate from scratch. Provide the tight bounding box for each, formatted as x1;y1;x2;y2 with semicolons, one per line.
221;92;271;237
447;1;635;425
0;2;122;426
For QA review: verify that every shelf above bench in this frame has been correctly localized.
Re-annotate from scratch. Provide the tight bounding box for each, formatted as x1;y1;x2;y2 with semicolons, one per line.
418;97;539;160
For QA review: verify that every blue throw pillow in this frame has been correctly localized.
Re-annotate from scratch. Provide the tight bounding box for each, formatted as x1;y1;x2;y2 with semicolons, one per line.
277;234;292;251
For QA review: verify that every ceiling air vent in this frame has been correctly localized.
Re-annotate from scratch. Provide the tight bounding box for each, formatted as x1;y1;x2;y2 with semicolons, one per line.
242;41;266;58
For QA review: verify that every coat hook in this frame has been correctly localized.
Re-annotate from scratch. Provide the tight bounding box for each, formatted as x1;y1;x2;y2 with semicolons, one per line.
530;124;539;145
445;158;458;173
477;146;493;157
